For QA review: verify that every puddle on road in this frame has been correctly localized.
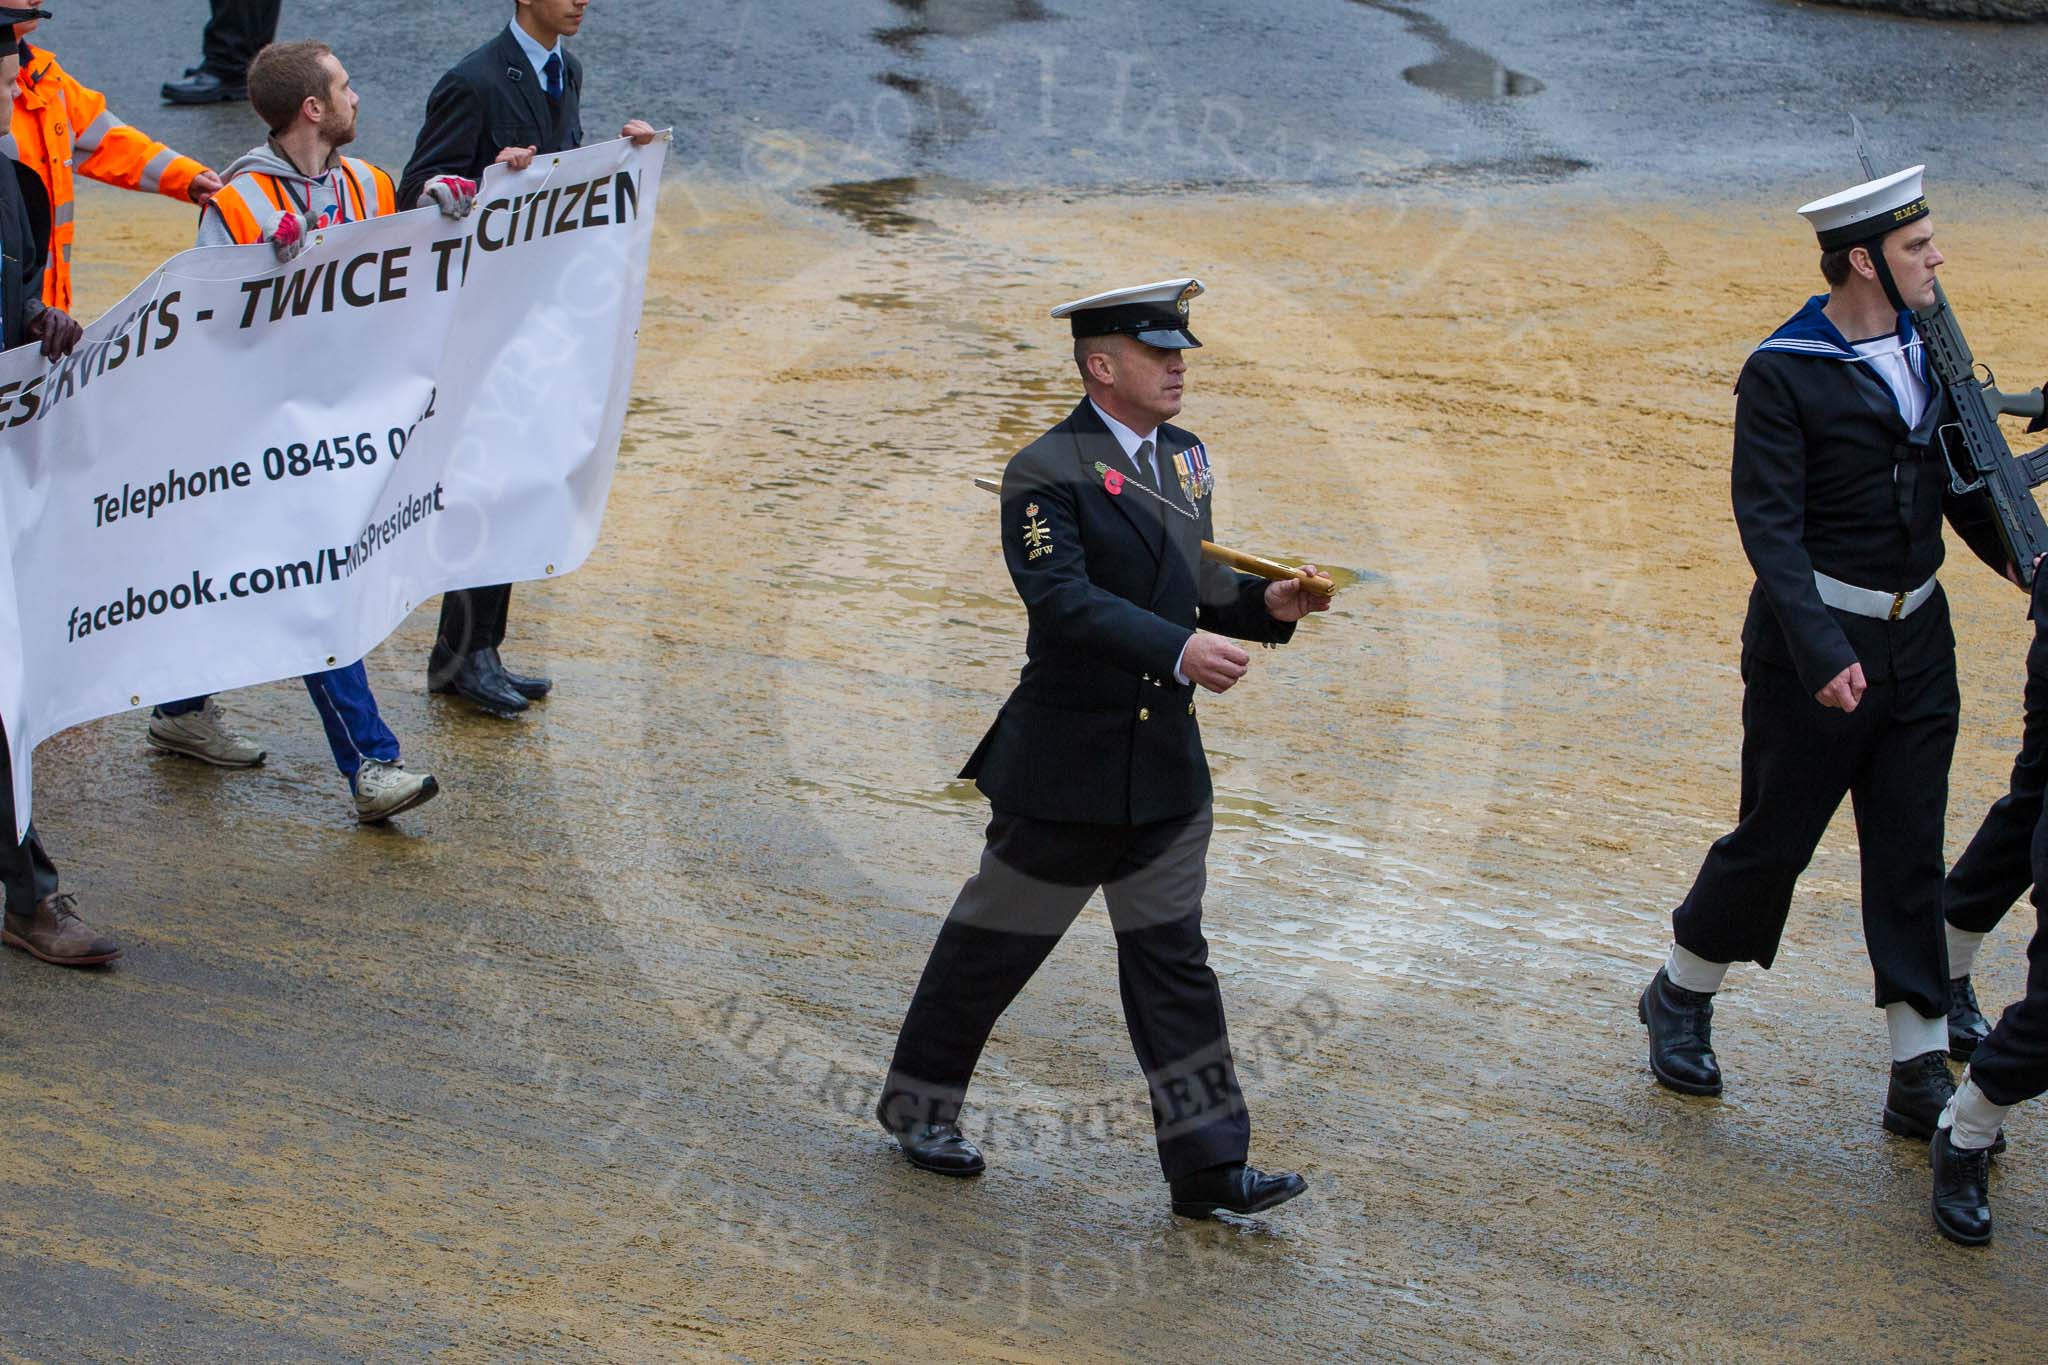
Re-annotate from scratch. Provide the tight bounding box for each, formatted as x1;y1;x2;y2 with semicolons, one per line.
875;71;990;157
1352;0;1546;102
814;177;931;235
1404;54;1543;102
875;0;1054;55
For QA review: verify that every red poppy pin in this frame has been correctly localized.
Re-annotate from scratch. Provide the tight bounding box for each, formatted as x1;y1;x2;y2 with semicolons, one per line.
1095;462;1124;496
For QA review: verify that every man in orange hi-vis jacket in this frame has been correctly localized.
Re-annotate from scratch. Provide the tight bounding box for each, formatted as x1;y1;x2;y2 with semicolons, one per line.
7;6;222;312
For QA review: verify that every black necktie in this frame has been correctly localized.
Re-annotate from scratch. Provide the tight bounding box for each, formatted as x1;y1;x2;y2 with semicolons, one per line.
543;51;563;102
1134;437;1158;490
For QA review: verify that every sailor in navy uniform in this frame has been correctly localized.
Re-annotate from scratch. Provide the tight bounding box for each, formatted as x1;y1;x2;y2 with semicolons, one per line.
875;279;1331;1218
1929;571;2048;1245
1638;168;2012;1138
1940;382;2048;1057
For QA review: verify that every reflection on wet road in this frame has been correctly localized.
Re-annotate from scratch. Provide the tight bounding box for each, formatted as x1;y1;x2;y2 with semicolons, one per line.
53;1;2048;199
1353;1;1548;100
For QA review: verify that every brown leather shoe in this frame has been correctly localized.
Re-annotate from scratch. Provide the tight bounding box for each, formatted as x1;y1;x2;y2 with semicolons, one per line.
3;894;122;966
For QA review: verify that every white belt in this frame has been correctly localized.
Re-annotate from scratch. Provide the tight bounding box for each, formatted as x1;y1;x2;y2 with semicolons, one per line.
1813;571;1937;621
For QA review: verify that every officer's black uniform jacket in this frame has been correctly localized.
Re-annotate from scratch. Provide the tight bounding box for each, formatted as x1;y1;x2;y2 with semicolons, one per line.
1733;299;2006;695
962;400;1296;826
0;155;49;349
397;27;584;210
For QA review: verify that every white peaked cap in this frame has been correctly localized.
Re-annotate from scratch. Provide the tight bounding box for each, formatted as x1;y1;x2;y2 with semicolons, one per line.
1051;278;1206;349
1051;277;1205;318
1798;165;1930;250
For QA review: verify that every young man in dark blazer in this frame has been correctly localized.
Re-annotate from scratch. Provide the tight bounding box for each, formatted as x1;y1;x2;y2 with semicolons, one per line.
1639;167;2015;1140
398;0;655;717
875;279;1330;1218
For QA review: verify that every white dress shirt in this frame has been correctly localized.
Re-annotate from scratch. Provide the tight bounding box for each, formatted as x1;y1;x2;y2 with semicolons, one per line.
1088;399;1194;685
1089;398;1163;485
508;20;565;86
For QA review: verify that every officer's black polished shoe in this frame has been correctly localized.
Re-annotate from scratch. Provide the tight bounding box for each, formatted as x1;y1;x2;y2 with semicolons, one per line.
161;67;246;105
1930;1127;1993;1247
875;1098;984;1177
1638;967;1722;1097
1948;975;1992;1061
485;647;553;701
1168;1162;1307;1219
892;1123;985;1176
430;645;529;717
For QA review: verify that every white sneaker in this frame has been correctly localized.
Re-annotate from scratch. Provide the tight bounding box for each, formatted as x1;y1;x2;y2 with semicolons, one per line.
146;698;266;768
353;758;439;823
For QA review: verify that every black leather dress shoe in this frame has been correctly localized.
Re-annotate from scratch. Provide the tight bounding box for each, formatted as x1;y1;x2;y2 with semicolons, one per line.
1638;967;1722;1097
484;647;553;701
161;67;246;105
881;1120;985;1177
1948;975;1991;1061
1168;1162;1307;1219
1931;1127;1993;1247
430;646;529;717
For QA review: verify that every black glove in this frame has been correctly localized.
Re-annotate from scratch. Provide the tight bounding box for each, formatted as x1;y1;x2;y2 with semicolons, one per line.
27;306;81;361
2030;379;2048;434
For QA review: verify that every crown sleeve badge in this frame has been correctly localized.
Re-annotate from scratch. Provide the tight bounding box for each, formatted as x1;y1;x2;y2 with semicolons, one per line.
1021;505;1054;561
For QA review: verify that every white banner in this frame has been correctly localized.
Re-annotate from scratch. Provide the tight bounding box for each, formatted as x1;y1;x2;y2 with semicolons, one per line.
0;135;667;835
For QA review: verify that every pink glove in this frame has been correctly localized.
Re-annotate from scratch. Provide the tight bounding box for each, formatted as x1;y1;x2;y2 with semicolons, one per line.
268;210;305;263
424;175;478;219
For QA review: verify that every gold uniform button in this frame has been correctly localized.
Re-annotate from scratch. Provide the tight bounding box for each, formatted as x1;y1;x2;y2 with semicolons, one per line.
1138;707;1150;721
1187;701;1196;715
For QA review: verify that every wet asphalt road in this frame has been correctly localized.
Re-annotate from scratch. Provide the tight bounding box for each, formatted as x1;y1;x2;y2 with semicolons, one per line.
10;2;2048;1360
65;0;2048;210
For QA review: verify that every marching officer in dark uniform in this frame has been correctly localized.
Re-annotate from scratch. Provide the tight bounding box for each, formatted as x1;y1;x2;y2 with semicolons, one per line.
397;0;656;718
0;8;111;967
1929;568;2048;1245
1638;167;2012;1137
875;278;1331;1219
161;0;282;105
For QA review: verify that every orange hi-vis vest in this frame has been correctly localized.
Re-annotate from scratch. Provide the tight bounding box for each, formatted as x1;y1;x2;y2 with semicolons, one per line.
8;44;208;311
205;156;398;247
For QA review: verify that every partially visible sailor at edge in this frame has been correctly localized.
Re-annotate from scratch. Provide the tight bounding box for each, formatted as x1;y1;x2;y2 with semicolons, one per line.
875;278;1332;1220
1928;562;2048;1247
1638;165;2019;1144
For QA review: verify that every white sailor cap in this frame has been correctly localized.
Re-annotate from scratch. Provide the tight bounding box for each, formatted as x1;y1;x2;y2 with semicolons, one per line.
1798;165;1930;251
1051;277;1204;349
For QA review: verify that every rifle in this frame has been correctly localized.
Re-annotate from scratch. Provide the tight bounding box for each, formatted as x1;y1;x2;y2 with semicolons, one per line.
1851;119;2048;585
973;475;1337;597
1920;287;2048;585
